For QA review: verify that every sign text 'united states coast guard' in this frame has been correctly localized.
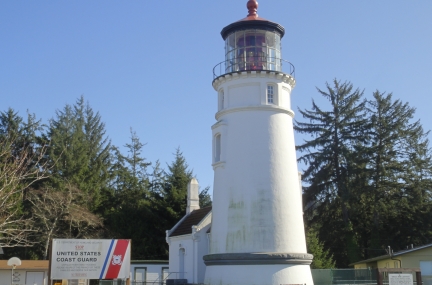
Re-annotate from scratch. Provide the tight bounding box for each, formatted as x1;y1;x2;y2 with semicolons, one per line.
51;239;131;279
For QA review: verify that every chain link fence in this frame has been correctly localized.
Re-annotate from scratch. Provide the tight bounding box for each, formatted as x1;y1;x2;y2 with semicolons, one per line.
312;269;378;285
98;269;427;285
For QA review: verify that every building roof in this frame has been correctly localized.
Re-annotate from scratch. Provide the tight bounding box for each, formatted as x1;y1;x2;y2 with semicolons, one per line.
220;0;285;39
0;260;49;270
169;207;212;237
349;243;432;266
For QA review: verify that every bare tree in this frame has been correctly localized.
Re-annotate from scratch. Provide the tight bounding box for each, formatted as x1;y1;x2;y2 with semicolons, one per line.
27;184;103;259
0;135;49;248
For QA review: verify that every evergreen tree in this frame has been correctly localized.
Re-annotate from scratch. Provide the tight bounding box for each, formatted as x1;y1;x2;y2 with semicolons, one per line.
0;109;23;138
297;82;432;267
0;109;45;169
45;96;111;211
295;80;367;266
107;129;151;195
102;130;156;259
306;227;336;269
365;91;432;252
148;148;194;258
157;148;193;222
124;129;151;180
199;186;212;208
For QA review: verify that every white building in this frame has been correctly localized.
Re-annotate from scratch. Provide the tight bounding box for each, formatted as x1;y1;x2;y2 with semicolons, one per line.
168;1;313;285
166;179;212;284
129;260;169;284
205;0;313;283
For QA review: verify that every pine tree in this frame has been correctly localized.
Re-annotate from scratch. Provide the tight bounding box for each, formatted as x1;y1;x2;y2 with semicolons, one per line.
102;130;156;259
156;148;193;224
123;129;151;192
45;96;111;211
306;227;336;269
0;109;45;167
0;109;23;138
295;80;367;266
366;92;432;252
146;149;194;258
297;82;432;266
199;186;212;208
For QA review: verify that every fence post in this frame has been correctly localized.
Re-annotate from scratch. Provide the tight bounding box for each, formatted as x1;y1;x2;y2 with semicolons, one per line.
416;271;422;285
377;269;383;285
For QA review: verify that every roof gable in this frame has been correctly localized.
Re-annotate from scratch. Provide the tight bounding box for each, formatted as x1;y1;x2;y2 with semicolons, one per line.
350;243;432;266
169;207;212;237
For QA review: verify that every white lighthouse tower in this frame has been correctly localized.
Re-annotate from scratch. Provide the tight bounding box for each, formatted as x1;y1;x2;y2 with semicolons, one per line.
203;1;314;285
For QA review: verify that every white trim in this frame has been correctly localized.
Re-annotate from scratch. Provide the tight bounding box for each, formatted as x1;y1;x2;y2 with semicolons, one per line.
213;70;295;90
216;105;295;120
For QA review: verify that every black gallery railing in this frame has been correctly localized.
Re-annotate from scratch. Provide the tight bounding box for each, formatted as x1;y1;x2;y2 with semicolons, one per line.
213;57;295;79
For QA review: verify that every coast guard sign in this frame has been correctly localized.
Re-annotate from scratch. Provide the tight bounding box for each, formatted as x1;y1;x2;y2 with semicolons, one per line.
50;239;131;279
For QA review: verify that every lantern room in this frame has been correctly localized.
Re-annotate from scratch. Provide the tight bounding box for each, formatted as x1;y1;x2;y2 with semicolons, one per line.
214;0;290;77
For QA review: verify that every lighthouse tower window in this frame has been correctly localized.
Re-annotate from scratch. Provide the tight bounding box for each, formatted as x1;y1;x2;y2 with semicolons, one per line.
267;85;274;104
218;90;224;111
215;134;221;162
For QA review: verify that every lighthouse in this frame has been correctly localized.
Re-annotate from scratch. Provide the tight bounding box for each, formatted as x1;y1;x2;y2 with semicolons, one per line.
203;1;314;284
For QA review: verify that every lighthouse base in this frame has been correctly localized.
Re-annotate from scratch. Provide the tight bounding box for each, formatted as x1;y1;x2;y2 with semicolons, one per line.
203;253;314;285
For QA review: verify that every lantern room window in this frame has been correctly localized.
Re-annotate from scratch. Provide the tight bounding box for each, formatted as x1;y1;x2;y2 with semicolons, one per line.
225;29;281;73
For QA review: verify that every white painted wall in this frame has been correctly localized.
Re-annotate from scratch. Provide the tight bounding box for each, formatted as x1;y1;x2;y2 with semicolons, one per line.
195;225;211;283
130;262;169;283
205;71;313;285
167;221;210;284
210;73;306;255
205;264;314;285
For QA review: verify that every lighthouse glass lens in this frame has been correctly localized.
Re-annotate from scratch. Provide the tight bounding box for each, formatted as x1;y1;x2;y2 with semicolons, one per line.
225;34;236;72
227;34;235;52
266;31;275;48
224;29;282;72
245;31;255;47
275;34;281;51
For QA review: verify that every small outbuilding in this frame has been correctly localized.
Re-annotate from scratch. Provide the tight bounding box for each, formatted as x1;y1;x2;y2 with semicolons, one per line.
350;243;432;285
129;260;169;284
0;260;48;285
166;206;212;284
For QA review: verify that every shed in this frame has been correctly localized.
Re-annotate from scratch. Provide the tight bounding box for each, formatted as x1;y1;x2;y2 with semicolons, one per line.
350;243;432;285
0;260;48;285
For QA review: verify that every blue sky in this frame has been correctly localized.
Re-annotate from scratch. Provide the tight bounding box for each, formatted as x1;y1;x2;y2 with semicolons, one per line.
1;1;431;196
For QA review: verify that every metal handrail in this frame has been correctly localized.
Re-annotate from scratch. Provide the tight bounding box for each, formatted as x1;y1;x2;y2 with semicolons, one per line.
213;57;295;79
